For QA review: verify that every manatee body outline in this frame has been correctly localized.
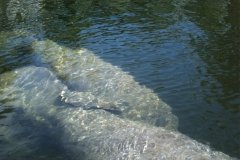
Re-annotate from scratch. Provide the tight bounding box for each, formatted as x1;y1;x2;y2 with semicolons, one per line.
32;39;178;130
2;0;178;130
0;66;234;160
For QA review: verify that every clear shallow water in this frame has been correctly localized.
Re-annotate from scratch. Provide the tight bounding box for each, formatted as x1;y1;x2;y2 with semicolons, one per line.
0;0;239;159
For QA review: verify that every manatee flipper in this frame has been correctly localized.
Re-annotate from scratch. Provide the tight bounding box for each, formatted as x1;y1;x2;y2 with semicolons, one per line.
60;90;122;115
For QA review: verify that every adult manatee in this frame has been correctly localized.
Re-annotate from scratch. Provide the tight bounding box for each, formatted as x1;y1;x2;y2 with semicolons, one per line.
0;66;234;160
32;39;178;130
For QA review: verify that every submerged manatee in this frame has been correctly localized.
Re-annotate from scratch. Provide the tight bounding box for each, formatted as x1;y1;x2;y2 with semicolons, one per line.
3;0;177;129
32;39;178;130
0;66;234;160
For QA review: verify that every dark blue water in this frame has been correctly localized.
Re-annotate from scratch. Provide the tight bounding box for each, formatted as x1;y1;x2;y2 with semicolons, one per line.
0;0;239;158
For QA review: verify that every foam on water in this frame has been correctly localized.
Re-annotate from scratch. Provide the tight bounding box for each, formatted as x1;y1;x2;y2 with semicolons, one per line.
0;66;235;160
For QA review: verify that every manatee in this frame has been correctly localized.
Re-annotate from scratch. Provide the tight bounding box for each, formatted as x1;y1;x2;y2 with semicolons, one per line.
0;29;177;130
3;0;178;130
0;66;234;160
32;39;178;130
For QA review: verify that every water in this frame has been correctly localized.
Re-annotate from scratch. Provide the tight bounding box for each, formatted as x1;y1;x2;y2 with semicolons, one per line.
0;0;239;159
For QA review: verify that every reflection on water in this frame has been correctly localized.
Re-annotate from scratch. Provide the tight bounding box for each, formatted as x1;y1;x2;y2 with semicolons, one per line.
0;0;239;158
